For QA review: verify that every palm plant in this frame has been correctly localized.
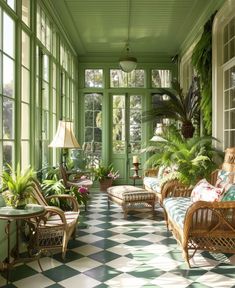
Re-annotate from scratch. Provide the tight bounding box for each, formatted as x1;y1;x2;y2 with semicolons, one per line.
143;125;223;185
143;77;200;139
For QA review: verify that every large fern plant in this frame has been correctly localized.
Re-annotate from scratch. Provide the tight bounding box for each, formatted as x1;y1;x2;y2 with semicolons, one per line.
143;125;223;185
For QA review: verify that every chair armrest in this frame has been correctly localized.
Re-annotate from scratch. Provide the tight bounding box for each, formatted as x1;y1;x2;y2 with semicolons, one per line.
184;200;235;235
46;194;79;211
44;206;67;224
27;206;67;226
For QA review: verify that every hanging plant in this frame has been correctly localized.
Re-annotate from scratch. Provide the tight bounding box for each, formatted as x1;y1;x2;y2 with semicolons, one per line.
192;12;216;135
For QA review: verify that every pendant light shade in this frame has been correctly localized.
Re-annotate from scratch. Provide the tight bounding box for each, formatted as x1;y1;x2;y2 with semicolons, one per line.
49;120;80;148
119;50;137;73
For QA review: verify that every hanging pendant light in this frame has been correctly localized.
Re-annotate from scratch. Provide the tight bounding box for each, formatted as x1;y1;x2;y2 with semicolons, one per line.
119;43;137;73
119;0;137;73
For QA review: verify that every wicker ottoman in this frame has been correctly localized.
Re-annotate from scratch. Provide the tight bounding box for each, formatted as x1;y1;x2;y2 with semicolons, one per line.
107;185;156;218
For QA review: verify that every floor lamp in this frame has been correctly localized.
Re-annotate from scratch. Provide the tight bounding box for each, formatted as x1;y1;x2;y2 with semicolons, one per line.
49;120;80;166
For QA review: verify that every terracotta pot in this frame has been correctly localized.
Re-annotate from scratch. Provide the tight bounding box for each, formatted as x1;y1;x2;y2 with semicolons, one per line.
99;178;113;192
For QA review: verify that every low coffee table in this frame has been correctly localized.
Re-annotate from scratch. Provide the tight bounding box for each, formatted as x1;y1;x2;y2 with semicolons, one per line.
107;185;156;218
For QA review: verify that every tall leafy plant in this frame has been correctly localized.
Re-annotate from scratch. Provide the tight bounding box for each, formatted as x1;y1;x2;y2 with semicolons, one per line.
192;13;216;135
142;77;200;139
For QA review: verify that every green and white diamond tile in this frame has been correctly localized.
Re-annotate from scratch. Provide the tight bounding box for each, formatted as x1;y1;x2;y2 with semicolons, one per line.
1;190;235;288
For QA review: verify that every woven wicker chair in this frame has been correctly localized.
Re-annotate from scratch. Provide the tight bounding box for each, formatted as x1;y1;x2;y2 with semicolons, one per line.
59;164;93;189
27;180;80;259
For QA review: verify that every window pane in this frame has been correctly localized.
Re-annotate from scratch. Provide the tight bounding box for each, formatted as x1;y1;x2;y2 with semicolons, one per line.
42;81;49;109
22;0;30;27
231;88;235;109
3;12;14;58
43;55;49;81
3;141;14;168
37;5;41;39
6;0;15;10
21;141;30;169
53;31;57;57
110;69;145;88
22;31;30;68
21;67;30;103
84;93;102;162
85;69;103;88
3;97;14;139
21;103;29;139
46;19;51;51
152;69;171;88
3;55;14;97
231;110;235;129
53;89;57;113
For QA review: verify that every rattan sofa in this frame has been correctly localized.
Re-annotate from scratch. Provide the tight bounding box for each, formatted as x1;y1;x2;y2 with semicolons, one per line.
162;149;235;267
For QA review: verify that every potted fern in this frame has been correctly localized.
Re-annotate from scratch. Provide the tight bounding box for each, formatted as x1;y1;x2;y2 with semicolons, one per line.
0;164;35;209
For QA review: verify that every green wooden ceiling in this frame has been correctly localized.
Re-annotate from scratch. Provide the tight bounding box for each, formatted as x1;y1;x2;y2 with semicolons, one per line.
48;0;225;62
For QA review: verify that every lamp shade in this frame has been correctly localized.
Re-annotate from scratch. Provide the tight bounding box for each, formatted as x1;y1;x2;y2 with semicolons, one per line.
119;56;137;73
49;121;80;148
150;135;167;142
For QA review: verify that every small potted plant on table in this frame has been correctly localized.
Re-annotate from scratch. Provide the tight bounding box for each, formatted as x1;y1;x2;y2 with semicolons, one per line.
0;164;35;209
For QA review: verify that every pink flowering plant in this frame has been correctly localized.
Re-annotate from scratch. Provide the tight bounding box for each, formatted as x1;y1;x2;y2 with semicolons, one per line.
71;186;90;206
92;163;119;181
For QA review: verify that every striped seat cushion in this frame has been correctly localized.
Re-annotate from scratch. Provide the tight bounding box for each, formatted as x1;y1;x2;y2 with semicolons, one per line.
163;197;193;229
107;185;155;201
40;211;79;228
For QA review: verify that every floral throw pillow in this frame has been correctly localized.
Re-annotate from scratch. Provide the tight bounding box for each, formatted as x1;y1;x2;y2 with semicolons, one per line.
191;179;223;203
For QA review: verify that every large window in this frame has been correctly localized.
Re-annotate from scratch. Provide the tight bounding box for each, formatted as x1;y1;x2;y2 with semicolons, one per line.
0;1;77;175
0;10;15;173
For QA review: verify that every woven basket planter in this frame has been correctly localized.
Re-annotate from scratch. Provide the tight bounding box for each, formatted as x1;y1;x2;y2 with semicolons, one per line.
99;178;113;192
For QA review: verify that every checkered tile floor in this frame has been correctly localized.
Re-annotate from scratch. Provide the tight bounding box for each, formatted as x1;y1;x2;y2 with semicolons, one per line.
1;190;235;288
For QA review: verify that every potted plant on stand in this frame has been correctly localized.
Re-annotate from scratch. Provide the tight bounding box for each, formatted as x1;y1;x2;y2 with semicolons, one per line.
0;164;35;209
92;164;119;192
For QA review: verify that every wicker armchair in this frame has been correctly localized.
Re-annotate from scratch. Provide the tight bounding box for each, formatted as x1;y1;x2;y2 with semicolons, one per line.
27;180;80;259
59;164;93;189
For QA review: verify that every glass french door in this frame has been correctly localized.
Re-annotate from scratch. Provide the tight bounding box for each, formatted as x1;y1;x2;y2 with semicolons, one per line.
112;94;142;183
